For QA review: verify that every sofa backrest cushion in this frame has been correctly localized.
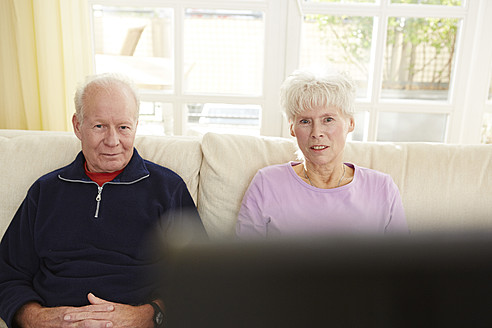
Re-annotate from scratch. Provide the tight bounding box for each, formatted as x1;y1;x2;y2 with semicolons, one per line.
344;142;492;232
134;135;202;203
199;133;298;237
199;133;492;238
0;133;81;239
0;130;202;240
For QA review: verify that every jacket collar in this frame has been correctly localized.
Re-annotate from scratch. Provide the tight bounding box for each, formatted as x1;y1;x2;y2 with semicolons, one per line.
59;148;150;183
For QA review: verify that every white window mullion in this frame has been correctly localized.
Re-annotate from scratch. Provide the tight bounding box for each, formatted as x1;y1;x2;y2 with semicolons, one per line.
444;1;470;144
173;4;185;135
448;0;492;144
284;0;302;82
279;0;304;138
261;0;288;137
366;4;388;142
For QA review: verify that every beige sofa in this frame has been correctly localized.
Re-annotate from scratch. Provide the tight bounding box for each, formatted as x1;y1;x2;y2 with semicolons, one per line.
1;128;492;326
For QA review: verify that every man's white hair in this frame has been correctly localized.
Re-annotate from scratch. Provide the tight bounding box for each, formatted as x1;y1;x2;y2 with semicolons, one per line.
74;73;140;123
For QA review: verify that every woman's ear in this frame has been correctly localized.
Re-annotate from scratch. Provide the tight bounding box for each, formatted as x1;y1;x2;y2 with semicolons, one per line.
348;117;355;133
290;122;295;137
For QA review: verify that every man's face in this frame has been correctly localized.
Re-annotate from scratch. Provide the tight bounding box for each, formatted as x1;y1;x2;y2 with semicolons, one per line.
73;83;138;173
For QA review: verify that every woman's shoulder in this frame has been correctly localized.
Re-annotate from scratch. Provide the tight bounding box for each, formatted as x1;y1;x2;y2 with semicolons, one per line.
258;161;299;173
352;164;398;189
353;165;390;178
252;161;300;183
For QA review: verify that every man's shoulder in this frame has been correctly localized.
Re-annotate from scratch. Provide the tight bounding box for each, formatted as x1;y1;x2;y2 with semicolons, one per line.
36;163;74;184
143;159;184;182
22;164;74;199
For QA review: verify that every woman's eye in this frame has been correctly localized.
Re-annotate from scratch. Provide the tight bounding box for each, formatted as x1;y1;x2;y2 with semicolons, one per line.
95;124;103;129
300;119;309;124
324;117;333;122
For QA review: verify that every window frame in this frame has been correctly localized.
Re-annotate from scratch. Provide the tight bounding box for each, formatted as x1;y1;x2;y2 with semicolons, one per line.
87;0;492;143
88;0;283;136
289;0;492;143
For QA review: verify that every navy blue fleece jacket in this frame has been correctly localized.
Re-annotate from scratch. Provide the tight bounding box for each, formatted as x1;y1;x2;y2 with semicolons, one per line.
0;149;204;326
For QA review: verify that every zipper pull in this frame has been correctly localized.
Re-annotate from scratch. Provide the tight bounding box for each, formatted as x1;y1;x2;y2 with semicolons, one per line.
96;187;102;202
95;186;103;218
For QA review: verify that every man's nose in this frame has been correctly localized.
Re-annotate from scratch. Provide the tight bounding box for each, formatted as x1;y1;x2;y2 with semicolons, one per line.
104;127;120;146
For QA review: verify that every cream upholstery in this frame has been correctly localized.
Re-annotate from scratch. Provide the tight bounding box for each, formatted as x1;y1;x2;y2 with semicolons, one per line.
2;129;492;239
0;130;202;241
344;142;492;232
0;132;80;241
200;133;492;236
198;133;298;236
1;129;492;327
134;135;202;203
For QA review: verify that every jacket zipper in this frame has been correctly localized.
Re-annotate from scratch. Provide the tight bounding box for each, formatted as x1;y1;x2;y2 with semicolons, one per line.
58;174;149;219
95;186;103;218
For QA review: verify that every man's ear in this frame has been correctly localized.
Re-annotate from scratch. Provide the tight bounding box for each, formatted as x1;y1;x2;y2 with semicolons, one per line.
72;114;82;140
290;122;295;137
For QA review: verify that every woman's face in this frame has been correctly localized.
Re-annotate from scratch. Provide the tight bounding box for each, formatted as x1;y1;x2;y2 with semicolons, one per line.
290;105;354;167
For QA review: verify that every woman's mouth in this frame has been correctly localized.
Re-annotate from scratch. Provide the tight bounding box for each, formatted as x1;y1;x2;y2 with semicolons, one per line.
311;145;328;150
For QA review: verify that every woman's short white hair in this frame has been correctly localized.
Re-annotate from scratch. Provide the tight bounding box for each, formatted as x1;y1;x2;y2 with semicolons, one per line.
74;73;140;123
280;69;356;122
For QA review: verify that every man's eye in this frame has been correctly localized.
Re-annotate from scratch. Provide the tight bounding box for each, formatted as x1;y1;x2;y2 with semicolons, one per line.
300;119;309;124
95;124;103;128
325;117;333;122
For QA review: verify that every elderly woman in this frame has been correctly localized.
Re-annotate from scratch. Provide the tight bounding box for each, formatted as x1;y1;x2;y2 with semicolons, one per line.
236;69;408;238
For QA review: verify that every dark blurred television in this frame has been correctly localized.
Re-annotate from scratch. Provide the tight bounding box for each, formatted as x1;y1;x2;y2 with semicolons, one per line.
160;233;492;328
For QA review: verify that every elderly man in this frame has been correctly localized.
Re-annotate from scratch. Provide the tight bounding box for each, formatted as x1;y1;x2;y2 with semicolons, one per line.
0;74;205;327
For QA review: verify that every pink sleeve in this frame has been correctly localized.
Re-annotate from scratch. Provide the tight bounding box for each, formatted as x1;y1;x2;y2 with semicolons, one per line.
236;172;269;238
384;183;409;234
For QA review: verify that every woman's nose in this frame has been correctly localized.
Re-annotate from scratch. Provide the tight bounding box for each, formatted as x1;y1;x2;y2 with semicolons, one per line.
310;122;324;138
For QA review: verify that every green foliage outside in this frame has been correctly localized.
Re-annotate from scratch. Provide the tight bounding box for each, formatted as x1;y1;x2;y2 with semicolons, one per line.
308;0;461;90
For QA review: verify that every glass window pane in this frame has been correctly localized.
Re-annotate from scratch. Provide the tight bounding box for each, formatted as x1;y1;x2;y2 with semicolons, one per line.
137;102;174;136
377;112;447;142
92;6;174;91
300;15;374;98
304;0;375;3
186;103;261;136
391;0;462;5
382;17;460;101
482;113;492;144
183;9;264;95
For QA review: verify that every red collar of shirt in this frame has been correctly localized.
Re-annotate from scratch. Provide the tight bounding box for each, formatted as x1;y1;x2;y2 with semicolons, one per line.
84;162;124;186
